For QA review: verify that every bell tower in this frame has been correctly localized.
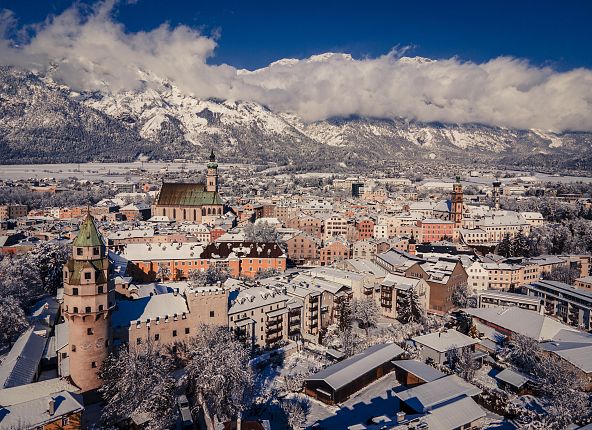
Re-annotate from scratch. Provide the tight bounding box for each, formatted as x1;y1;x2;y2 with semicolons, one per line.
206;149;218;193
492;178;502;210
63;214;113;392
451;175;463;227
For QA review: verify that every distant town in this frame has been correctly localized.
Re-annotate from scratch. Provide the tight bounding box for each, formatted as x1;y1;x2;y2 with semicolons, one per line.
0;150;591;430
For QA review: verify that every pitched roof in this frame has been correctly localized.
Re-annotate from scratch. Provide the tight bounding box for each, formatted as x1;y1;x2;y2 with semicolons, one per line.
424;396;486;430
306;343;404;390
412;329;479;352
156;182;223;206
72;214;103;247
464;306;577;341
0;328;47;389
392;360;446;383
396;374;482;413
0;390;84;428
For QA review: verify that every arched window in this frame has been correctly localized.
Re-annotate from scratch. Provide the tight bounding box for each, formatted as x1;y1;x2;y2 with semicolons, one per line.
194;209;197;221
173;209;176;218
202;208;206;216
207;208;211;215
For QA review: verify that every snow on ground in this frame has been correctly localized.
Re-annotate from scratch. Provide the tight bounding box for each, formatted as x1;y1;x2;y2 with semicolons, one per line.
305;372;401;429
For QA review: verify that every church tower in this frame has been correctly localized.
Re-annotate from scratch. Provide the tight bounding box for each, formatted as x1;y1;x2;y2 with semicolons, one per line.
450;175;464;227
63;214;113;392
206;149;219;193
492;179;502;210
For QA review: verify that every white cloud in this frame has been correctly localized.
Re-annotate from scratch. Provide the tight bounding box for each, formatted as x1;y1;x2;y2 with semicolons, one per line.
1;1;591;132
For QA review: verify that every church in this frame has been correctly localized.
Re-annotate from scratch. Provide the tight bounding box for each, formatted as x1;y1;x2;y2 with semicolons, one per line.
433;176;464;228
152;150;224;223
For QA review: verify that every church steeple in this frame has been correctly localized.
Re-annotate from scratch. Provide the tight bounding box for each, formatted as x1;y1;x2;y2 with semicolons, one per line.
206;149;219;193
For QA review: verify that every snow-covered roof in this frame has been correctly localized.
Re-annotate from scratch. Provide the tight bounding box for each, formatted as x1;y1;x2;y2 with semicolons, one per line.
112;293;189;327
424;396;486;430
396;374;482;413
464;306;577;341
108;229;155;240
228;286;289;314
392;360;446;383
0;378;79;406
122;242;204;261
412;330;479;352
0;390;84;428
495;368;530;388
0;328;47;389
306;343;404;390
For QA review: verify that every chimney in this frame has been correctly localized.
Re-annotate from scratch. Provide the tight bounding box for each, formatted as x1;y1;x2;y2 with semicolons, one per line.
48;398;56;416
396;411;406;423
236;413;242;430
173;288;179;296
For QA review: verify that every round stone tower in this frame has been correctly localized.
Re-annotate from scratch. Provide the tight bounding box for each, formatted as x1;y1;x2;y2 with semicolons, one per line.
63;213;113;393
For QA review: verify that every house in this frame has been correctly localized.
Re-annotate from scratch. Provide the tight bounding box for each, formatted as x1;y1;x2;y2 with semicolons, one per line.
392;359;446;387
0;328;48;389
494;368;532;394
379;274;430;320
284;231;320;265
0;390;84;430
319;236;350;266
478;289;543;313
304;343;404;404
412;329;479;365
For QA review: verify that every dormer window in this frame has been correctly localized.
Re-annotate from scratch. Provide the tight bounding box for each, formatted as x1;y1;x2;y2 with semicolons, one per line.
76;248;83;256
84;272;92;280
93;247;100;256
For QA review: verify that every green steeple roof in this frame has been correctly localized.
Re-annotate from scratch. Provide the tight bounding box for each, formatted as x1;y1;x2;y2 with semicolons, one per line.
73;214;104;247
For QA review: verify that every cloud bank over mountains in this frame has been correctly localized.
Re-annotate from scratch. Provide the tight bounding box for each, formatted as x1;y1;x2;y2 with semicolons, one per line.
1;1;591;132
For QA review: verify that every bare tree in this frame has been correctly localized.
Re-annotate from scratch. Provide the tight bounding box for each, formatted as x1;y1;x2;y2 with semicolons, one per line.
0;296;29;348
99;341;177;430
280;397;311;430
352;296;379;336
447;346;478;382
186;325;253;428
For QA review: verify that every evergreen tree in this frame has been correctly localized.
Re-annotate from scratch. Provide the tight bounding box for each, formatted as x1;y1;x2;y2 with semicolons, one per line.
512;230;530;257
397;288;425;324
497;233;512;257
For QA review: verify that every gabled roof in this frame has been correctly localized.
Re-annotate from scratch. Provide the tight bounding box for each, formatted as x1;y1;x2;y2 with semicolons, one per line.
306;343;403;391
0;328;47;389
155;182;223;206
465;307;577;341
412;329;479;352
72;214;103;247
0;390;84;428
424;396;486;430
392;359;446;383
396;374;481;413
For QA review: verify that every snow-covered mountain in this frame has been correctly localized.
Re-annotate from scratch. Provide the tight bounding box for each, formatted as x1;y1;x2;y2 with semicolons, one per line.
1;65;591;170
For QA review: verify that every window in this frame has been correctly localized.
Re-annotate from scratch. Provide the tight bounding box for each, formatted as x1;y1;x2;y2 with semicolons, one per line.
84;272;91;280
85;306;91;313
76;248;83;256
71;345;76;352
210;311;215;317
98;286;104;294
99;305;104;311
73;307;78;313
62;417;70;426
155;334;160;341
137;338;142;345
173;330;177;337
87;328;94;335
93;247;99;256
185;328;190;334
91;362;97;368
72;288;78;296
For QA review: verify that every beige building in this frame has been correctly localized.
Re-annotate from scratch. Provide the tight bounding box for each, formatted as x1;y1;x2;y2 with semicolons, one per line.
0;204;27;220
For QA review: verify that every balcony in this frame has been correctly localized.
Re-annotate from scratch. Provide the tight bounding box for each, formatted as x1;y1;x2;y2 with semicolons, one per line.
266;325;283;335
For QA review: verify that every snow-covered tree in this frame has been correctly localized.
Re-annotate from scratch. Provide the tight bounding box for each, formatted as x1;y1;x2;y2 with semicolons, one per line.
0;296;29;348
157;263;171;281
280;397;311;430
28;242;70;295
502;333;541;374
397;288;426;324
244;221;279;243
451;283;470;308
186;325;253;427
99;341;177;430
447;346;478;381
352;296;379;335
254;268;281;280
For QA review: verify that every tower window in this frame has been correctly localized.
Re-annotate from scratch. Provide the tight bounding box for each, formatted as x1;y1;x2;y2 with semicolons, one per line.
85;306;91;313
76;248;83;256
210;311;215;318
98;286;104;294
72;288;78;296
87;328;94;335
93;247;99;255
71;345;76;352
84;272;91;280
91;362;97;368
173;330;177;337
73;307;78;313
185;328;190;334
99;305;104;311
155;334;160;341
137;338;142;345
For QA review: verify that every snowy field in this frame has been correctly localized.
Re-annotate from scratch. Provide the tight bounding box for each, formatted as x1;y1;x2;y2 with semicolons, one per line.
0;161;252;181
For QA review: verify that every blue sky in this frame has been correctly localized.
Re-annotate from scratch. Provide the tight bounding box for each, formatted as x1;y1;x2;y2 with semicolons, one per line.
2;0;591;70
